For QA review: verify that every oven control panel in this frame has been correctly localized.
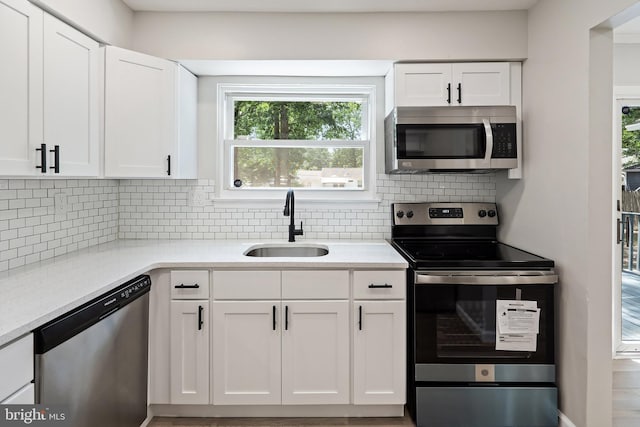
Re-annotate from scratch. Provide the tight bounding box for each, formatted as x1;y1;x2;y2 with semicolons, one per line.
392;202;499;226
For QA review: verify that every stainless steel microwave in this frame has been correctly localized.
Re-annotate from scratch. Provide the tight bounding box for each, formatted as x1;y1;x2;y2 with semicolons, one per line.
385;105;518;173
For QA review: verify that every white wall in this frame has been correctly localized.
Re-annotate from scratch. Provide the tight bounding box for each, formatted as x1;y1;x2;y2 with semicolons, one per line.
130;11;527;61
496;0;638;426
615;43;640;85
30;0;133;47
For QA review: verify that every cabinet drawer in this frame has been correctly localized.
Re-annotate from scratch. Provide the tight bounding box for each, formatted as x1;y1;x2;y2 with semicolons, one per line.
213;270;281;300
170;270;210;299
282;270;349;299
353;270;406;300
0;334;33;402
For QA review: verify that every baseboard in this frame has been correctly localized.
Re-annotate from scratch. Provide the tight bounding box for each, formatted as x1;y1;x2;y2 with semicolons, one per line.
559;411;577;427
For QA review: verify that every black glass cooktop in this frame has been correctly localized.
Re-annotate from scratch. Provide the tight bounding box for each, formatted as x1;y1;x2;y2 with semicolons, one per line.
390;239;555;270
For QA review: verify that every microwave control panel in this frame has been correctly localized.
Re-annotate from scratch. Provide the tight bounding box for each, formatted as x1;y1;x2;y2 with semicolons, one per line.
491;123;517;158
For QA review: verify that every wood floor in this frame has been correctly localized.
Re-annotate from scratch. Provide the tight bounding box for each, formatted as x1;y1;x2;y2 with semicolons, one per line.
149;416;415;427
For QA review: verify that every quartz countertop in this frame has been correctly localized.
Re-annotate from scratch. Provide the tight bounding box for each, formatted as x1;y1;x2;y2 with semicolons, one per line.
0;240;407;347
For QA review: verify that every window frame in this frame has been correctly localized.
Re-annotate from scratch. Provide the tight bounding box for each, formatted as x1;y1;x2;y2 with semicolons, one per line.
216;83;378;206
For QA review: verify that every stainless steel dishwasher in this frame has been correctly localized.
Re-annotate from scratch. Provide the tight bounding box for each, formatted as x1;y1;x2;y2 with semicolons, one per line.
34;275;151;427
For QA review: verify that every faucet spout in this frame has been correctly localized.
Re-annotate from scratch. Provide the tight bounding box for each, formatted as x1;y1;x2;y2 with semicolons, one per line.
283;189;303;242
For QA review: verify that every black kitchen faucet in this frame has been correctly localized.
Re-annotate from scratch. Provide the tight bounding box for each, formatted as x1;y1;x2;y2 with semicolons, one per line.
283;189;303;242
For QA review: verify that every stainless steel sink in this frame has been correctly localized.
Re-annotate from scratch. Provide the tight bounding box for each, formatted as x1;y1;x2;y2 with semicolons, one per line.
244;243;329;257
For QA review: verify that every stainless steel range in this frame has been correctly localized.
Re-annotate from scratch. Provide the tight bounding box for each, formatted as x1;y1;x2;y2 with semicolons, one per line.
389;202;558;427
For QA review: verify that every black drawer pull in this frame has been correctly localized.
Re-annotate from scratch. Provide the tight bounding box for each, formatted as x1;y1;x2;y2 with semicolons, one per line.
198;305;204;330
358;305;362;330
368;283;392;289
174;283;199;289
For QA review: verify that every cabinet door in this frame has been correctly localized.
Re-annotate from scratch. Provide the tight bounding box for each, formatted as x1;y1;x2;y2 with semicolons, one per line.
0;0;42;176
170;300;209;404
104;46;175;178
281;301;349;404
212;301;281;405
453;62;510;106
43;13;100;177
0;383;34;404
394;63;452;107
353;301;406;405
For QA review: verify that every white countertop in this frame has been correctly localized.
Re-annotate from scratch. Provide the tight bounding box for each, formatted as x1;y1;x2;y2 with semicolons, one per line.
0;239;407;347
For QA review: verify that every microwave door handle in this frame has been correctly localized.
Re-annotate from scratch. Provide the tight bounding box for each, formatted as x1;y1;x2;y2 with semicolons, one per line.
482;119;494;167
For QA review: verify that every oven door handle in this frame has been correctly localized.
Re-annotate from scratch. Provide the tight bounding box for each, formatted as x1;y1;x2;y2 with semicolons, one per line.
415;272;558;285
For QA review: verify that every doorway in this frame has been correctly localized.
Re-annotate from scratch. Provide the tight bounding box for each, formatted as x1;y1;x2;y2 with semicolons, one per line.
616;98;640;352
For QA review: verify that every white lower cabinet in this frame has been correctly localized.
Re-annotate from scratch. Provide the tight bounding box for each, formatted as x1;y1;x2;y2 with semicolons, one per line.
211;270;350;406
169;270;211;404
282;301;350;405
0;333;34;404
212;301;281;405
1;383;35;404
153;267;406;413
170;300;210;404
353;301;406;404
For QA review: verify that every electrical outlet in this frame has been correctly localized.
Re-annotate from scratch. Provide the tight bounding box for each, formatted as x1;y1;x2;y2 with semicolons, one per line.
188;189;207;207
54;192;69;216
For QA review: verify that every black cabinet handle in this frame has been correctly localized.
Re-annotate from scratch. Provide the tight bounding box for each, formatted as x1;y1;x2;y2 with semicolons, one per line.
50;145;60;173
198;305;204;330
358;305;362;331
368;283;392;289
167;155;171;176
273;305;276;331
457;83;462;104
446;83;451;104
285;305;289;330
174;283;199;289
36;144;47;173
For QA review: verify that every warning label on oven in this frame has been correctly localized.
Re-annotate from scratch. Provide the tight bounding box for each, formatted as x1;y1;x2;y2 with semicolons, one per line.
495;300;541;352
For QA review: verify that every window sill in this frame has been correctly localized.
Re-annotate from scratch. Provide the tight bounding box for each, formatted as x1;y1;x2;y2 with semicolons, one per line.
211;197;381;210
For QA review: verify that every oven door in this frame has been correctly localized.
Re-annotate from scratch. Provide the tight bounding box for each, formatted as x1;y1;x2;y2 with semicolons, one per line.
412;271;557;383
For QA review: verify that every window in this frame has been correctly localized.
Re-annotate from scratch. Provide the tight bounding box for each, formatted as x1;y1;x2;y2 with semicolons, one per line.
217;83;376;204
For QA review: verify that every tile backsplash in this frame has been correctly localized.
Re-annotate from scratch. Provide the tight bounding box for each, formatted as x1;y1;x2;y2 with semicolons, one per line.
0;173;495;273
118;173;496;241
0;179;119;273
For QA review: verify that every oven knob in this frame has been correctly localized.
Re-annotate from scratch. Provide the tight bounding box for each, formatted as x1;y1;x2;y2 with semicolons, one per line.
488;210;497;218
478;210;487;218
396;211;404;218
406;211;414;218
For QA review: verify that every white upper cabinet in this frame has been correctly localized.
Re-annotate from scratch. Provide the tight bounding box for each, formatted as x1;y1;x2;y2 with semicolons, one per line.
0;1;100;177
104;46;197;179
43;13;100;176
452;62;511;106
0;0;43;176
393;62;511;108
